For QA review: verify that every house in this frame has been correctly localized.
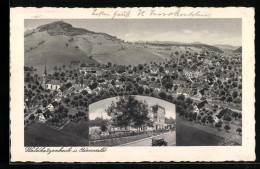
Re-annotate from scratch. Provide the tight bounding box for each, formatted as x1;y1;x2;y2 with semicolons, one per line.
46;80;62;90
138;80;147;86
45;101;59;112
58;86;67;96
165;67;174;74
148;82;161;91
198;56;205;61
24;95;29;102
176;87;184;94
54;97;62;103
39;110;52;123
98;83;109;90
150;65;159;74
183;68;202;78
79;66;92;75
173;80;186;87
115;81;123;88
73;86;84;94
39;114;47;122
213;115;220;123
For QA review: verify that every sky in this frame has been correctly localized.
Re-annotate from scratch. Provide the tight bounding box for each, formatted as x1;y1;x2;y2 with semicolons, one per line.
89;96;176;120
25;19;242;46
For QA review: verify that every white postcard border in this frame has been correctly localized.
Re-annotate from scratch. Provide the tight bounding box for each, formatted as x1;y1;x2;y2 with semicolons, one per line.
10;7;255;162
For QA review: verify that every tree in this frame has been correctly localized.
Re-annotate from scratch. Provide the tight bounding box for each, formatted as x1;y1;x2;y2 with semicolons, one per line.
177;94;185;101
137;86;144;95
238;113;242;120
144;88;150;96
159;66;164;73
220;96;226;102
138;64;144;71
174;85;178;91
166;95;173;102
100;124;107;132
193;112;197;121
207;115;214;125
159;92;167;100
232;91;238;99
64;98;71;105
106;96;150;131
236;128;242;135
226;96;233;104
42;99;48;109
224;125;231;132
185;97;193;105
215;122;222;131
29;114;35;121
223;115;232;123
201;116;207;124
232;112;239;119
165;82;173;92
36;109;42;115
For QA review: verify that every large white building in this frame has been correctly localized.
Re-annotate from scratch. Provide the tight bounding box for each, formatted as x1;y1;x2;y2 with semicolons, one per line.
46;80;62;90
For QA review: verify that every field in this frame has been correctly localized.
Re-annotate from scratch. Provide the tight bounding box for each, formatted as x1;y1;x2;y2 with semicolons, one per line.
24;120;89;146
176;123;226;146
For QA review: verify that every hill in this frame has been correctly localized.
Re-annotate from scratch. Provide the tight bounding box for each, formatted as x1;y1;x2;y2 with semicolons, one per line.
215;44;239;50
234;46;242;53
25;21;170;71
136;41;224;53
25;21;224;73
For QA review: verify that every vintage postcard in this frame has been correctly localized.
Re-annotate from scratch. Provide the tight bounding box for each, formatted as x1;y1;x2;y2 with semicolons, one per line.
10;7;255;162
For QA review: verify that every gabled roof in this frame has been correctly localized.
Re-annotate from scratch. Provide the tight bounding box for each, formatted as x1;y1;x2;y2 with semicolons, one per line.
138;80;147;85
197;100;208;109
173;80;186;85
148;82;161;88
59;86;67;92
66;79;75;84
115;81;123;86
46;79;61;85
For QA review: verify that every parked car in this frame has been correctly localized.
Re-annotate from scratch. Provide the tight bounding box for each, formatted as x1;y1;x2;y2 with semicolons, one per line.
152;138;167;146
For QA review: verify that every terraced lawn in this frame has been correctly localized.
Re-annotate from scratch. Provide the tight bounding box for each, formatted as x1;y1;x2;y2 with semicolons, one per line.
25;120;89;146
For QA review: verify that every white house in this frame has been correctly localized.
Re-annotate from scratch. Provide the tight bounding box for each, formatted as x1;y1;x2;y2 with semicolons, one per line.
85;86;93;94
46;104;54;111
39;114;46;123
193;105;200;114
213;115;220;123
39;110;52;123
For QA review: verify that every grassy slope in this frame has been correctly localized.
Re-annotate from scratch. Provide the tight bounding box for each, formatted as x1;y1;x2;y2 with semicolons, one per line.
176;123;225;146
24;121;89;146
25;31;183;68
62;119;89;139
25;29;218;69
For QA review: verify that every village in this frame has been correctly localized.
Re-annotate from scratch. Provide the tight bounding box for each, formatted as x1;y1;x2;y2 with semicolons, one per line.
24;46;242;145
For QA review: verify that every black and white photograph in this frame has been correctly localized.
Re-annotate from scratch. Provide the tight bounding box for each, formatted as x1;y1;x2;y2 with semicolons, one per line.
89;95;176;146
23;18;241;147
